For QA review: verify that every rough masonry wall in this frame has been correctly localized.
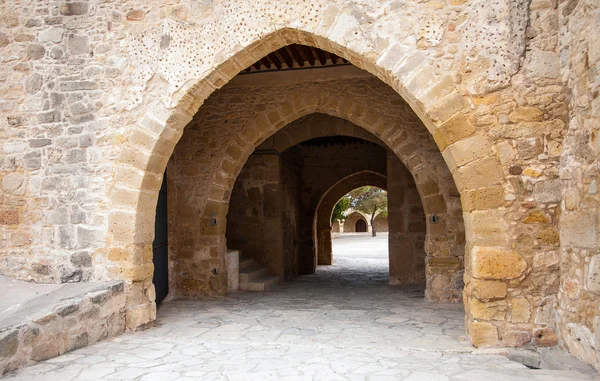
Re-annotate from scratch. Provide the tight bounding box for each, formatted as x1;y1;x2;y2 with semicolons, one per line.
558;0;600;370
387;154;429;289
280;147;303;279
225;153;284;278
0;0;576;354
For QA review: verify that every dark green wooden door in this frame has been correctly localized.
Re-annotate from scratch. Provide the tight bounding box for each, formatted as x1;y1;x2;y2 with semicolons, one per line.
153;174;169;305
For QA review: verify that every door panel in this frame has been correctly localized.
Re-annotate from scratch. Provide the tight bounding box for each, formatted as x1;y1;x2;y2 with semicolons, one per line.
153;174;169;305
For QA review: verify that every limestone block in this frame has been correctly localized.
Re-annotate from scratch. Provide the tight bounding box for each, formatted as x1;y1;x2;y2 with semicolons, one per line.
470;298;508;321
471;247;527;280
433;114;476;151
471;321;499;347
454;157;503;191
560;210;598;249
226;249;240;291
525;50;560;79
533;180;561;203
523;209;551;224
0;331;19;359
509;298;531;323
59;2;89;16
460;186;504;212
471;279;508;301
535;296;556;327
464;210;510;246
503;330;532;347
533;327;558;347
586;255;600;295
443;134;492;172
509;107;544;123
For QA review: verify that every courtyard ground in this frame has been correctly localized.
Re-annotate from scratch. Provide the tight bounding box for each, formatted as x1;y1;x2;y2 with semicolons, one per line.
3;233;597;380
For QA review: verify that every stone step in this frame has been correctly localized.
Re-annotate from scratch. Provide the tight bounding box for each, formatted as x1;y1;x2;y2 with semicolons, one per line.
239;256;254;270
239;266;268;290
247;275;280;292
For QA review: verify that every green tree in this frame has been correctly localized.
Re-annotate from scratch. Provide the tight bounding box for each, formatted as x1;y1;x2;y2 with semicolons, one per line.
331;197;351;224
349;187;388;237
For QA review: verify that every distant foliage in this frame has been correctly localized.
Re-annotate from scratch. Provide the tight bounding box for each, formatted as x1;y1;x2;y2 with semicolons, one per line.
331;197;351;223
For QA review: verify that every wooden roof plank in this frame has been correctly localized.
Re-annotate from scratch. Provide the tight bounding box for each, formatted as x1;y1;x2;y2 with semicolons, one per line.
286;45;304;68
302;45;316;66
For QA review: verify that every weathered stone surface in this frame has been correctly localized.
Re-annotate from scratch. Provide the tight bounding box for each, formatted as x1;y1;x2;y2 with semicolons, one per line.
587;255;600;295
59;2;89;16
470;279;508;301
503;330;532;347
471;247;527;280
533;180;561;203
0;0;593;369
0;331;19;359
471;321;499;347
510;298;531;323
560;211;598;248
533;327;558;347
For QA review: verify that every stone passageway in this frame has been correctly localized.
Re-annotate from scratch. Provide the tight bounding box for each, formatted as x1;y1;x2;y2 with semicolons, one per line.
4;234;596;380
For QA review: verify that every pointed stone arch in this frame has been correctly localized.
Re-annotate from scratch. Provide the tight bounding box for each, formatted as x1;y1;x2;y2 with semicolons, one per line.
111;24;510;345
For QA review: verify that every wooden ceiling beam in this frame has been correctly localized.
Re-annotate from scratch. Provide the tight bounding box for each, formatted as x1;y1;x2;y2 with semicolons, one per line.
269;52;284;69
302;45;316;66
283;46;301;68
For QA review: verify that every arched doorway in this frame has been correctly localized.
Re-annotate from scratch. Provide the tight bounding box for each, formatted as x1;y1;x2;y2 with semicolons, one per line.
355;219;367;233
110;23;531;348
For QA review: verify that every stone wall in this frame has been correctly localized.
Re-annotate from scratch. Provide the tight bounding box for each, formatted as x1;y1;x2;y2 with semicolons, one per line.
387;154;429;289
344;212;368;233
557;0;600;370
0;0;582;359
226;153;284;278
280;147;303;279
0;282;127;374
373;215;389;233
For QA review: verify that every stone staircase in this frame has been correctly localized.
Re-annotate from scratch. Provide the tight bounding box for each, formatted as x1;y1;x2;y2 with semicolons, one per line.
238;256;280;291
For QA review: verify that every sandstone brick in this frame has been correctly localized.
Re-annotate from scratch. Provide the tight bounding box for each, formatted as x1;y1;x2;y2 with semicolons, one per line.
471;247;527;280
471;321;499;347
443;134;492;171
523;209;551;224
510;298;531;323
454;157;503;191
503;330;532;347
471;279;508;301
533;327;558;347
560;210;598;249
460;186;504;212
509;107;544;123
536;227;559;246
59;2;89;16
464;210;510;246
470;298;508;321
433;114;476;151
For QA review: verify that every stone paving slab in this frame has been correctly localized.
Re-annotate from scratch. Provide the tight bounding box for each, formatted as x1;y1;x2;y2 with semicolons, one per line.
2;233;597;380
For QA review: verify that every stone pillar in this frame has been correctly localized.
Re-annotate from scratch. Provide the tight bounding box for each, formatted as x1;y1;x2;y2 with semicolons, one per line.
387;152;426;286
